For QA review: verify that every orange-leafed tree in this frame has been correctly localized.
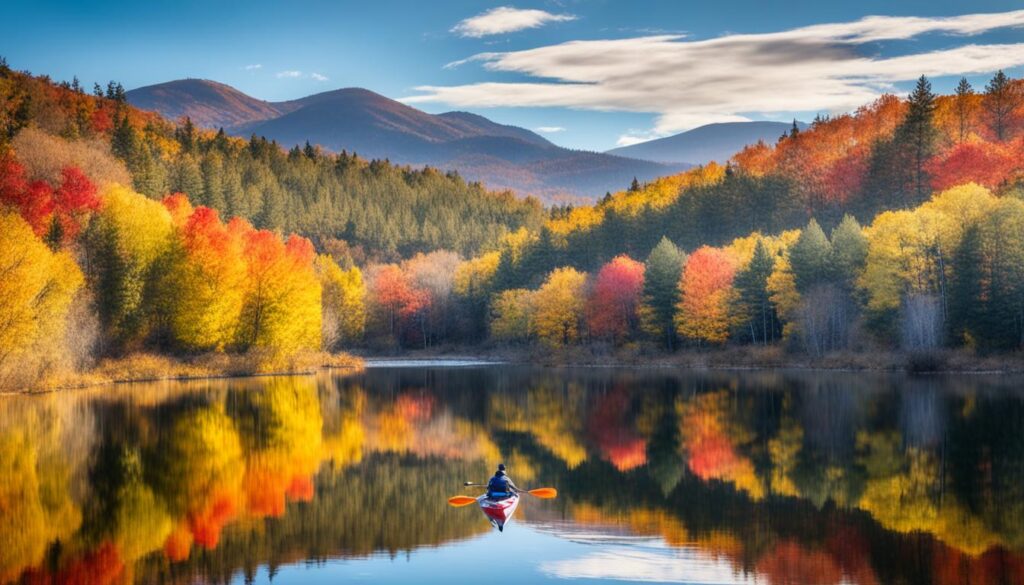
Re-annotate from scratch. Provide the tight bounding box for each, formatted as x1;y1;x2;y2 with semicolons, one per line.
162;204;247;351
586;255;645;343
675;246;737;344
237;231;322;355
367;263;429;346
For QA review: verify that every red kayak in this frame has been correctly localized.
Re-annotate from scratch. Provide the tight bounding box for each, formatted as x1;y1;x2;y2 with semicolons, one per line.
478;493;520;531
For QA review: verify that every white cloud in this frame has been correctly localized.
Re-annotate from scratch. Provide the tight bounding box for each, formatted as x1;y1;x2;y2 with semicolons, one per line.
408;9;1024;134
452;6;576;38
244;63;262;71
311;72;329;81
276;70;302;78
535;126;565;133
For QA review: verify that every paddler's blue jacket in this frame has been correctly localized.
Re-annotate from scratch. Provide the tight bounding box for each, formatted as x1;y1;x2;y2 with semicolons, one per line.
487;471;518;499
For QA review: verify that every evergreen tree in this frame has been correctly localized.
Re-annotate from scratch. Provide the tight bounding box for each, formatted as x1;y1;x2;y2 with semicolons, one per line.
954;77;974;144
984;70;1020;141
829;215;868;289
900;76;938;203
788;219;832;293
949;223;987;347
732;239;778;344
175;117;197;154
170;154;204;200
640;237;687;348
110;114;137;161
201;152;226;211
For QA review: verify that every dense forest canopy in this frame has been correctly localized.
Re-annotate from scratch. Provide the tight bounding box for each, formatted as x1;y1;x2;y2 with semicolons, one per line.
3;57;1024;390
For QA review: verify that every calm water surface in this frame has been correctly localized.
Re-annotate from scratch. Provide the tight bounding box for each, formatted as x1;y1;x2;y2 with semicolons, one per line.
2;365;1024;584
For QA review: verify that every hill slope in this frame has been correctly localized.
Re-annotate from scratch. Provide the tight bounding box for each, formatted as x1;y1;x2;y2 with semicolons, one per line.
125;79;294;128
607;121;805;165
128;81;682;201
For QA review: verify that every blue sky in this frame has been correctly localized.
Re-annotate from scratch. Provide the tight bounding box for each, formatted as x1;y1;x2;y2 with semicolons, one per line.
4;1;1024;150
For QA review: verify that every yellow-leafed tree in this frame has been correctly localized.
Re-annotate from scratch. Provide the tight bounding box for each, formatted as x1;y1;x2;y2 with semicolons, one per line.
0;212;83;389
531;267;587;347
316;254;366;349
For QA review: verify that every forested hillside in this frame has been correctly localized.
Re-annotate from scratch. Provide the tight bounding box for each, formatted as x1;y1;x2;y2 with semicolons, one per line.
4;57;1024;390
0;62;545;259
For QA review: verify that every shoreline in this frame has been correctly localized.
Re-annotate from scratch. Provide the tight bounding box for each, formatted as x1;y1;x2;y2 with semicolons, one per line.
8;345;1024;395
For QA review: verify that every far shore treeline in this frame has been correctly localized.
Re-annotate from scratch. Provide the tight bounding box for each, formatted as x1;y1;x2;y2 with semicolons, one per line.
3;57;1024;389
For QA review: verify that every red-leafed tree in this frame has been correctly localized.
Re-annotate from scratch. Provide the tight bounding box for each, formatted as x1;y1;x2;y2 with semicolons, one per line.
925;141;1019;191
586;255;645;343
0;155;99;243
369;264;430;346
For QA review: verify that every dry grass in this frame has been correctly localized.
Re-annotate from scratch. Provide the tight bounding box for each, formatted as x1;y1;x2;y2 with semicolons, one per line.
18;350;364;394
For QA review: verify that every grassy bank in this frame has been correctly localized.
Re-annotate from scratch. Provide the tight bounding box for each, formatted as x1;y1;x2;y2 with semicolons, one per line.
13;351;364;394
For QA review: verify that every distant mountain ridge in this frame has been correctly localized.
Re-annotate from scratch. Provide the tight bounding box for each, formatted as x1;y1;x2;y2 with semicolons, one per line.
126;80;684;201
607;121;808;165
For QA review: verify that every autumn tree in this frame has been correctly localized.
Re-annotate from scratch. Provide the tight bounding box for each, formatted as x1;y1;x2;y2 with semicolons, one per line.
236;231;322;356
453;251;500;340
162;204;247;351
84;184;174;348
0;212;84;388
640;237;687;348
531;267;587;347
490;289;535;342
675;246;736;345
366;264;426;347
316;254;366;349
586;255;645;343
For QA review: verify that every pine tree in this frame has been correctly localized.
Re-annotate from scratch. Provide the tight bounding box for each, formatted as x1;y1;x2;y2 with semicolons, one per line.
900;76;938;203
984;70;1020;141
949;223;986;347
640;236;686;348
201;152;226;211
732;239;778;344
788;218;832;293
110;114;137;161
954;77;974;144
829;215;868;289
170;154;204;200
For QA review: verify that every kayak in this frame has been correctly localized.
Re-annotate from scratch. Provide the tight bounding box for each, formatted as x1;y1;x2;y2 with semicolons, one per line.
477;493;520;531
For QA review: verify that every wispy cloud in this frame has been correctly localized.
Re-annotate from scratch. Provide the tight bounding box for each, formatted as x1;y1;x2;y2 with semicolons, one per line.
311;72;329;81
409;9;1024;138
452;6;576;38
276;70;303;78
244;63;262;71
535;126;566;133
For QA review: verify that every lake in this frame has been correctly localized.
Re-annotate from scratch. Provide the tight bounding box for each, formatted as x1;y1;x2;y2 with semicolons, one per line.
2;365;1023;584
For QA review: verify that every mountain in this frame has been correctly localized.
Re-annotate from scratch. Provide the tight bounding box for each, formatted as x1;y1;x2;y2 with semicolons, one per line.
127;81;682;201
606;121;806;165
125;79;296;128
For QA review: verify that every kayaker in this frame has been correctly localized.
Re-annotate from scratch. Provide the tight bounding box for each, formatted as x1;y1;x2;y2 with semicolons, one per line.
486;464;519;500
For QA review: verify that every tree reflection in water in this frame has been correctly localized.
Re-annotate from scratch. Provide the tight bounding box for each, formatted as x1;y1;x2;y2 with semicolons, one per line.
0;368;1023;584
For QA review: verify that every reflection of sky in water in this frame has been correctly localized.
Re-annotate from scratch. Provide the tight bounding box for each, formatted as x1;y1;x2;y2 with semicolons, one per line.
230;523;757;585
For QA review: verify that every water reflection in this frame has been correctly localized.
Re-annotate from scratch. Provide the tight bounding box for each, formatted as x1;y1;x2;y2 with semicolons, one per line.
1;368;1024;584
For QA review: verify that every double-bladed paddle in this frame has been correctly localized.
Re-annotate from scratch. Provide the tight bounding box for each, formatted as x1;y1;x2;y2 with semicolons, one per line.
447;482;558;506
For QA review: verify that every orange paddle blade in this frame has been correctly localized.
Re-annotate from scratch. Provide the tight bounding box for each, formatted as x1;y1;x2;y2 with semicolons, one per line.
527;487;558;499
447;495;479;507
